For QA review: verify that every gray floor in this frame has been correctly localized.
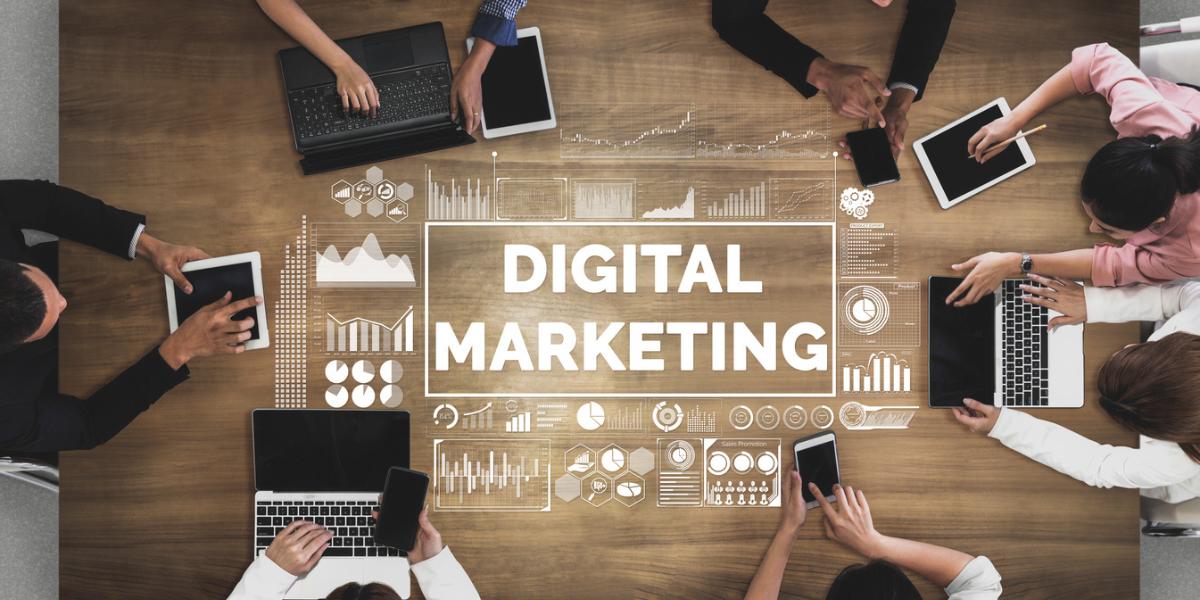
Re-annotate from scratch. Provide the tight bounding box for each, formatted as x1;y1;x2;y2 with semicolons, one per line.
0;2;59;600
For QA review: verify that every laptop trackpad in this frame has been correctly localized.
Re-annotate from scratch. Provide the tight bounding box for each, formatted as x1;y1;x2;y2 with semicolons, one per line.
364;33;415;73
284;557;412;599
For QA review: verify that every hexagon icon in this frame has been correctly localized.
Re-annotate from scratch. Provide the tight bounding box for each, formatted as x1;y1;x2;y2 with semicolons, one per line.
344;200;363;217
331;179;353;204
376;179;397;202
613;472;646;507
582;473;612;507
397;181;414;201
554;473;581;503
386;200;409;223
352;180;375;203
599;444;628;475
365;166;384;185
564;444;595;478
366;198;385;217
629;447;655;475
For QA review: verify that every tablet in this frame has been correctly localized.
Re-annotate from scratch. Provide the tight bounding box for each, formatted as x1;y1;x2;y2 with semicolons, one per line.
467;27;556;139
165;251;269;351
913;98;1036;209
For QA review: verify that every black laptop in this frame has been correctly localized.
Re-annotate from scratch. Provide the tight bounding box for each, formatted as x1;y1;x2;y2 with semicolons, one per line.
279;22;474;175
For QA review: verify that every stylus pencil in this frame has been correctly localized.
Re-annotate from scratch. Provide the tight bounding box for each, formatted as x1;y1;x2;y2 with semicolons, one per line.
969;124;1048;158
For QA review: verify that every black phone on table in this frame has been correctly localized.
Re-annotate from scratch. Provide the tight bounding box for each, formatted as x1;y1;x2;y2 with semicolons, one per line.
793;431;840;509
845;127;901;187
374;466;430;551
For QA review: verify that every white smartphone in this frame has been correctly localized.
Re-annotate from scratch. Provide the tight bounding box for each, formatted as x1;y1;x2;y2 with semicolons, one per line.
793;432;840;509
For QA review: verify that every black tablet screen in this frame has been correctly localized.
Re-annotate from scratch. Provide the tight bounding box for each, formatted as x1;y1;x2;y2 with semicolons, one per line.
479;34;551;129
928;276;994;407
173;263;259;340
922;105;1029;201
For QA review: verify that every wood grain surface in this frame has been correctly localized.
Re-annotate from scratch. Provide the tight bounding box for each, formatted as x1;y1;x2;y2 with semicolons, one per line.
58;1;1140;598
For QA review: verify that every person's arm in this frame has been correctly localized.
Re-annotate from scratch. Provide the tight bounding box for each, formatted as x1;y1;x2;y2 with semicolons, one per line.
228;521;331;600
1091;241;1200;288
743;470;807;600
255;0;378;115
811;483;994;593
405;508;481;600
954;401;1200;490
451;0;527;134
886;0;956;103
1069;43;1198;138
942;556;1004;600
0;179;144;260
711;0;823;98
967;65;1074;161
945;249;1093;307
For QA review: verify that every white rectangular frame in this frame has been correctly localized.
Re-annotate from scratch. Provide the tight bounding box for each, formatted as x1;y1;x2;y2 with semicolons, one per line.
165;251;269;350
912;97;1036;210
792;431;839;509
466;27;557;139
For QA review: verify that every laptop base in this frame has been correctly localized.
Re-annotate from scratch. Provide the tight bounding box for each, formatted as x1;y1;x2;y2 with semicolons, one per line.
300;128;474;175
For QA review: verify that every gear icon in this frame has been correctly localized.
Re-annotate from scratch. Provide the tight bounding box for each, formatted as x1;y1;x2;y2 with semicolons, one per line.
839;187;875;220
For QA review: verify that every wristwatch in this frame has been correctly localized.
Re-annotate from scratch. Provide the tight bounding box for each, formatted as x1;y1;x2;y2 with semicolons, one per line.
1019;252;1034;274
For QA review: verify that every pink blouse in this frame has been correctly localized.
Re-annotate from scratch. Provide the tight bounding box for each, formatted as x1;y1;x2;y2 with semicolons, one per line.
1070;43;1200;286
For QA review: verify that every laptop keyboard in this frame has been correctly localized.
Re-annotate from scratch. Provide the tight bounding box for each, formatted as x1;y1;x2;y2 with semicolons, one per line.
256;500;403;557
1001;279;1049;406
289;64;452;142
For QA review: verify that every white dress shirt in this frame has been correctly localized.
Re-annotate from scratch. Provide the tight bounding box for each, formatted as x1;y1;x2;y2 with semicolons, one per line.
945;556;1003;600
989;280;1200;503
227;546;480;600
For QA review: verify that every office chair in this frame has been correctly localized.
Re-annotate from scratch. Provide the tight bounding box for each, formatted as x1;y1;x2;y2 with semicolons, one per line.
0;456;59;494
1140;14;1200;87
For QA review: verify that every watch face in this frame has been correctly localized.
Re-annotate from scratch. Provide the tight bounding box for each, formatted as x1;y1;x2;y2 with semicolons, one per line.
1021;255;1033;272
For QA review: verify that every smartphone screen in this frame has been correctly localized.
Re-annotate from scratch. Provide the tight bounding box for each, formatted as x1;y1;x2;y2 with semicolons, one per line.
794;436;839;505
846;127;900;187
374;467;429;551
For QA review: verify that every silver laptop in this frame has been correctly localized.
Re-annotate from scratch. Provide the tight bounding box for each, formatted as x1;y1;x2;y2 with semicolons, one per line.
252;409;412;598
929;277;1084;408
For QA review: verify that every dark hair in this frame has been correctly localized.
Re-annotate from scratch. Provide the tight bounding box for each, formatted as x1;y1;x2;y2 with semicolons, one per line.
1097;331;1200;463
1081;127;1200;231
0;259;47;351
826;560;922;600
325;582;402;600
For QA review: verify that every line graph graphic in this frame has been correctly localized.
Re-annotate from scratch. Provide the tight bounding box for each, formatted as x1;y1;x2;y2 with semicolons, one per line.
434;439;551;512
695;105;831;159
324;307;413;353
559;104;696;159
771;178;833;220
496;178;568;220
426;167;491;220
572;179;636;219
640;183;696;219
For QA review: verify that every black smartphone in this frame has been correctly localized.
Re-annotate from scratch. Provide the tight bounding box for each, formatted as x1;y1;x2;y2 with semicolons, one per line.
845;127;900;187
793;431;840;509
374;466;430;550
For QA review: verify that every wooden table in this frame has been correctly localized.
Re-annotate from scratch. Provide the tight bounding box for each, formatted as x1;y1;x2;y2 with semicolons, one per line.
59;1;1140;598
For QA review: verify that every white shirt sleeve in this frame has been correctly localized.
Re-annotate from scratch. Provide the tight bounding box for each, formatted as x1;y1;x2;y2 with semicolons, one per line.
226;555;297;600
127;223;145;259
944;556;1002;600
1084;280;1200;325
411;546;481;600
989;408;1200;489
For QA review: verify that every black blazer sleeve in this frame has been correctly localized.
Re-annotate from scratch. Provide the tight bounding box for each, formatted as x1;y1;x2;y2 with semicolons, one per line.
0;179;145;260
712;0;824;98
887;0;956;102
0;347;188;452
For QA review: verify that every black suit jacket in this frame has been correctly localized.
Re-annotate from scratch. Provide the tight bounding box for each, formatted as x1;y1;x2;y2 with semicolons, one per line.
712;0;956;101
0;179;189;452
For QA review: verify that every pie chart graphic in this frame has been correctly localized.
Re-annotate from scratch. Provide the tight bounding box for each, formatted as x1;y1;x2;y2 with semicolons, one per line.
351;360;376;383
576;401;606;431
600;448;626;472
379;360;404;384
666;440;696;470
842;285;890;336
351;384;375;407
324;360;349;384
324;385;348;408
380;384;403;408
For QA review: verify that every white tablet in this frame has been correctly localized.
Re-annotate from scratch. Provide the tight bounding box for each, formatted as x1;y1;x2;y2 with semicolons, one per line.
912;98;1036;209
466;27;556;139
165;251;269;351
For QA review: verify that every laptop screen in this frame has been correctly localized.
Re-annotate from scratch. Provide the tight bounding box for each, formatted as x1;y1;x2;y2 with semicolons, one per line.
928;277;995;407
253;410;410;493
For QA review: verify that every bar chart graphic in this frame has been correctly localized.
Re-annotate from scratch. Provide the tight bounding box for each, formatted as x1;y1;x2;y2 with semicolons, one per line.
433;439;551;511
842;353;912;393
426;167;491;220
603;402;643;432
324;306;414;353
572;179;636;219
505;411;533;433
706;181;767;218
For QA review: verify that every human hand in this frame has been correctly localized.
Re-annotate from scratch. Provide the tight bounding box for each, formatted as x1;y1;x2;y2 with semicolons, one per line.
811;483;885;559
1021;274;1086;327
136;233;210;294
808;58;890;126
159;292;262;369
370;503;444;563
967;113;1021;163
837;92;913;162
945;251;1022;306
451;39;496;134
333;59;379;116
265;520;333;577
779;470;808;535
952;398;1001;434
